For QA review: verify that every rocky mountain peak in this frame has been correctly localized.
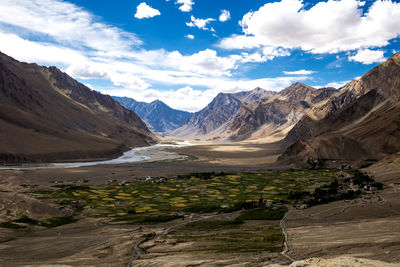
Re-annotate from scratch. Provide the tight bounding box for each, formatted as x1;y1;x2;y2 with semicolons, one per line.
171;87;275;137
239;87;276;105
113;96;191;132
279;82;317;102
151;99;163;105
226;81;335;141
251;87;264;93
211;92;240;106
281;82;315;94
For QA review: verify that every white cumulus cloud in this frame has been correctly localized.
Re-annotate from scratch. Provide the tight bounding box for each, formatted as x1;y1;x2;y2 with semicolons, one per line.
0;0;142;53
219;10;231;22
0;31;86;65
135;2;161;19
186;16;215;31
185;34;195;40
348;49;386;64
0;0;314;112
219;0;400;54
166;49;238;76
283;69;316;75
176;0;194;12
320;81;350;89
262;47;291;60
239;52;266;63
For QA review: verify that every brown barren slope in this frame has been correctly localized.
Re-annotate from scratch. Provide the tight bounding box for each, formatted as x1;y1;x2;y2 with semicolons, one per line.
279;53;400;167
284;155;400;264
0;52;156;163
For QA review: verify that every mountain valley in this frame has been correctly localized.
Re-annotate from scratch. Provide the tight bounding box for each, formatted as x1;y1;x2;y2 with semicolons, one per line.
1;51;400;267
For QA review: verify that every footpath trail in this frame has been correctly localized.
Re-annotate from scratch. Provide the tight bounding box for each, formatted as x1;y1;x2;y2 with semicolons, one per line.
126;239;147;267
280;209;295;263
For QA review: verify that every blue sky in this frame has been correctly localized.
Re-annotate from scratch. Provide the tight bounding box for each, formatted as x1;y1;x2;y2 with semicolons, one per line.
0;0;399;111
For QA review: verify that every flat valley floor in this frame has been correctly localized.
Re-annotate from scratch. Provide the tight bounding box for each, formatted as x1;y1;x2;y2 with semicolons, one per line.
0;142;399;266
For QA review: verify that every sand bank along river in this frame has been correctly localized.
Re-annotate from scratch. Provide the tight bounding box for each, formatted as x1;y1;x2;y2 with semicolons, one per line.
0;141;191;170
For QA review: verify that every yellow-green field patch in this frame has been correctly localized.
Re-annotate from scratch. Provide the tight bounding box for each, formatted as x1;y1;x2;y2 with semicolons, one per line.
35;169;339;220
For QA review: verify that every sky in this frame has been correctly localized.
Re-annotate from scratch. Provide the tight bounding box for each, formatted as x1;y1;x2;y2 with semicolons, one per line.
0;0;399;112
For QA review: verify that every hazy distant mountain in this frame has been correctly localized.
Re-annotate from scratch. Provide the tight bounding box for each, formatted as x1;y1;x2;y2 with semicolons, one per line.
227;83;337;141
0;52;156;163
171;87;276;138
279;53;400;166
113;97;192;132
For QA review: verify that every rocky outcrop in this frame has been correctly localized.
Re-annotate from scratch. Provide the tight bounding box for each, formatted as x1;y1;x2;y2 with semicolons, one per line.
311;87;337;104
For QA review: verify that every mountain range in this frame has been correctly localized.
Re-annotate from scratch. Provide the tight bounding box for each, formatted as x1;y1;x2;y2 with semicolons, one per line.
171;84;336;142
170;87;276;140
113;97;192;133
1;49;400;168
170;53;400;167
278;53;400;166
227;84;337;141
0;52;156;163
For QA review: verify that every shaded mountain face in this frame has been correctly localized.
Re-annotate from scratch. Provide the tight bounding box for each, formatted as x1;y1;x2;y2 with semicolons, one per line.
113;97;192;132
227;83;337;140
279;53;400;166
171;88;276;138
311;87;338;104
0;52;156;163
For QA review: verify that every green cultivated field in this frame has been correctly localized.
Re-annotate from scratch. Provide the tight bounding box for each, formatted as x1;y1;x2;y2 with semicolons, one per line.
32;169;336;222
2;169;377;260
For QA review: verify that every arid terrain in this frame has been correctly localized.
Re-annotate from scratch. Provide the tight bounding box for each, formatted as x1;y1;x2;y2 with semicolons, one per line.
0;142;287;266
1;44;400;267
0;142;399;266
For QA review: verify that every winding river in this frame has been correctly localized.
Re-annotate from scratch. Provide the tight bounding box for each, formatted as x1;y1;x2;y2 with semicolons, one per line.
0;141;191;170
